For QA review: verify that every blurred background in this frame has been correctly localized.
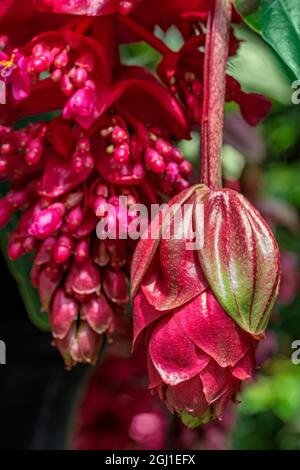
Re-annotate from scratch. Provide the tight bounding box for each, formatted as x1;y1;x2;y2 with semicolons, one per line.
1;22;300;450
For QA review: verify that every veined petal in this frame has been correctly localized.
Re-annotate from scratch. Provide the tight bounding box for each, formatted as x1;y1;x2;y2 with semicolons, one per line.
149;314;210;386
174;290;251;368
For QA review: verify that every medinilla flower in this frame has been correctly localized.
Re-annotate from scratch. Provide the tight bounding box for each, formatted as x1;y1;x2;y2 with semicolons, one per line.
0;50;30;100
131;184;280;423
0;59;192;366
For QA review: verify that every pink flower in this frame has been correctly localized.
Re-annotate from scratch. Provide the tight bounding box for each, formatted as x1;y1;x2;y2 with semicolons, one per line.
0;51;30;100
131;185;280;423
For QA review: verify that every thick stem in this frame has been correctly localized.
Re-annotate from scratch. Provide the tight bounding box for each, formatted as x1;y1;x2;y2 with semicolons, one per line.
200;0;232;189
118;14;170;56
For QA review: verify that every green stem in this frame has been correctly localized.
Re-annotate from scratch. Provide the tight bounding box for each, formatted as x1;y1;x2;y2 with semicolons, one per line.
200;0;232;189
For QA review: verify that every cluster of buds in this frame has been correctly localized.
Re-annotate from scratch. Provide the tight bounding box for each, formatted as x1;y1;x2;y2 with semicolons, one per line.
0;113;191;367
98;116;192;195
0;123;46;174
26;37;98;127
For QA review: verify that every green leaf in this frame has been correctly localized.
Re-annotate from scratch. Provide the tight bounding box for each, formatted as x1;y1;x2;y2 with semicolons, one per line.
234;0;300;80
228;25;292;104
0;186;50;331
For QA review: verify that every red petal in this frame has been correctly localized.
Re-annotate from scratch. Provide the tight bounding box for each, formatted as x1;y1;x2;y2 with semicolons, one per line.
174;290;251;368
200;360;230;404
133;289;167;348
231;348;255;380
131;185;197;298
149;314;210;386
39;153;92;198
147;352;163;389
166;375;209;417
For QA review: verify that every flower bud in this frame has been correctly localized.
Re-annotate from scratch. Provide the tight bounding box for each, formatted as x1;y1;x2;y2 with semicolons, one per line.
29;203;65;239
65;258;101;296
81;294;114;335
198;188;280;335
103;268;128;305
51;289;78;339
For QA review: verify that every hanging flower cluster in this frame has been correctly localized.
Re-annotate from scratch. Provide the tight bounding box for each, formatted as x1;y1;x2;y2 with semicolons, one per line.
0;0;279;425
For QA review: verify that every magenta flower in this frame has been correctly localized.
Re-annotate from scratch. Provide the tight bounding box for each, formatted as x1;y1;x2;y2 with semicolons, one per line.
0;51;30;100
131;184;280;423
135;288;255;424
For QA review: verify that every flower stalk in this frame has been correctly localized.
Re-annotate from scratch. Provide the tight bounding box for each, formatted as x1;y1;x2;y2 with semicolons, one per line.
201;0;232;189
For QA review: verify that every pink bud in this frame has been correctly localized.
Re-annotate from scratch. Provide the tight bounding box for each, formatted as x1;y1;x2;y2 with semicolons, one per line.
73;67;88;87
96;183;109;198
6;190;28;209
166;162;179;183
94;196;107;216
77;138;90;153
111;126;128;145
51;69;62;82
61;74;74;96
175;177;190;191
29;55;49;74
145;148;166;174
63;87;95;119
77;321;102;365
170;147;184;163
81;294;113;334
1;143;12;155
71;152;85;172
0;199;13;228
0;158;8;174
155;138;172;158
103;268;129;305
65;258;101;296
54;325;78;369
23;236;37;253
63;190;84;210
38;262;63;312
29;203;65;239
66;205;84;231
74;238;89;263
8;240;23;260
51;289;78;339
133;162;146;179
179;160;193;176
113;144;130;163
83;153;94;169
107;241;127;269
25;139;43;165
34;236;56;266
54;50;69;69
54;235;73;264
93;240;110;267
